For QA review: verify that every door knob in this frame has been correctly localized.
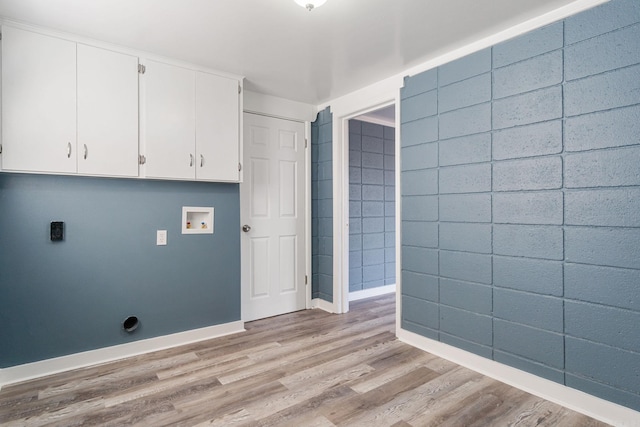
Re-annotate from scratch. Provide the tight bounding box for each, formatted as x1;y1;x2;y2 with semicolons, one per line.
242;225;251;232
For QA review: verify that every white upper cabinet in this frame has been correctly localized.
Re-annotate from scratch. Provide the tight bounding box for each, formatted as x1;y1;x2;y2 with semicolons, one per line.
77;44;139;177
142;59;196;180
2;26;77;173
195;71;240;182
142;60;241;182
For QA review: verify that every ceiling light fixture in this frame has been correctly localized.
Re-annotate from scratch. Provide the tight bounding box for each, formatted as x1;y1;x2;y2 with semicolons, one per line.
295;0;327;11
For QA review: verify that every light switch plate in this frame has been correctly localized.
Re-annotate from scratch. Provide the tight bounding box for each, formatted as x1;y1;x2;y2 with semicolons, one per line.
157;230;167;246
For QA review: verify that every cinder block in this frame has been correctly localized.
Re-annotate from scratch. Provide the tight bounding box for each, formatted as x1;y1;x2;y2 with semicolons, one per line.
439;163;491;194
350;201;361;217
385;171;395;186
349;120;362;135
439;194;492;223
362;184;384;201
385;186;395;201
362;217;384;233
361;152;383;169
438;48;492;86
362;168;384;185
385;232;395;248
439;133;491;166
319;122;332;144
363;248;385;266
385;217;396;232
402;320;438;341
440;278;492;315
318;141;332;162
493;120;562;161
493;191;563;225
566;188;640;227
402;68;437;99
565;23;640;81
385;263;395;280
350;132;361;151
402;221;438;248
350;250;362;268
362;233;384;250
566;300;640;353
439;250;492;284
349;267;362;287
565;263;640;311
402;271;439;302
384;155;395;171
349;184;361;201
495;351;564;384
565;146;640;188
349;166;361;184
440;305;492;346
349;234;362;252
565;0;640;44
493;86;562;130
385;247;396;263
318;255;332;276
494;319;564;369
440;333;492;359
565;64;640;116
402;295;439;330
439;73;491;113
384;139;395;155
493;157;562;191
401;116;438;147
318;218;333;237
565;226;640;269
566;337;640;395
493;225;563;260
363;264;385;283
493;22;563;68
401;143;438;171
402;89;437;123
362;121;384;138
565;104;640;152
318;199;333;218
402;195;438;221
362;201;384;217
494;256;563;296
439;222;492;254
318;273;333;299
362;135;384;153
402;169;438;196
384;126;395;141
494;288;563;332
440;103;491;139
493;50;563;99
402;246;438;275
385;202;395;217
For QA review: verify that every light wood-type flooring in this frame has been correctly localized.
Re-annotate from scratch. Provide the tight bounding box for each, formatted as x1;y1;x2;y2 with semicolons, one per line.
0;294;609;426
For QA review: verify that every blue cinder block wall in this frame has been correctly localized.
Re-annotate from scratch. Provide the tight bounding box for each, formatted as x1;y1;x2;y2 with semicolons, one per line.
0;174;240;368
349;119;396;292
400;0;640;411
311;107;333;302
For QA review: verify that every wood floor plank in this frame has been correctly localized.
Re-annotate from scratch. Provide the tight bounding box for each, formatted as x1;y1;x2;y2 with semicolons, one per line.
0;294;611;427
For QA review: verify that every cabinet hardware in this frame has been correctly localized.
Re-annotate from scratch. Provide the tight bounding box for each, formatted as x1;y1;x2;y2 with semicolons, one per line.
238;163;242;171
0;144;3;154
67;142;72;158
83;144;88;160
238;84;242;94
189;153;194;167
200;154;204;167
138;154;146;165
138;64;146;74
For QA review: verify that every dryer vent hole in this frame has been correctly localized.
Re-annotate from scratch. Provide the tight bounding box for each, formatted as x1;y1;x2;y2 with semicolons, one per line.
123;316;139;333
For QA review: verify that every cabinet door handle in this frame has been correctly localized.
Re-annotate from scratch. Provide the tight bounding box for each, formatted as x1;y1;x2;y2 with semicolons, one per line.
83;144;88;160
67;142;72;158
200;154;204;167
189;154;194;167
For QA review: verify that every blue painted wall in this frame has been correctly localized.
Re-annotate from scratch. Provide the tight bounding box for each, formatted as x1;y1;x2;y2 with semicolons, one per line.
311;107;333;302
400;0;640;411
0;173;240;367
349;119;395;292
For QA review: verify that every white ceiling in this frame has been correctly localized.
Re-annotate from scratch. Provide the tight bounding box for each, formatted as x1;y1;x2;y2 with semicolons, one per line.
0;0;585;105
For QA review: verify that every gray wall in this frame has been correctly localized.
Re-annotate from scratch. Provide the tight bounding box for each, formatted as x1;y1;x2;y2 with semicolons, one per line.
0;173;240;367
349;119;395;292
311;107;333;302
400;0;640;411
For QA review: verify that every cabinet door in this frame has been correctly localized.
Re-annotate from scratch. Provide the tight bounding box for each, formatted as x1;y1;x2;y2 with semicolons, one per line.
77;44;139;177
143;60;196;180
1;26;76;173
195;72;240;182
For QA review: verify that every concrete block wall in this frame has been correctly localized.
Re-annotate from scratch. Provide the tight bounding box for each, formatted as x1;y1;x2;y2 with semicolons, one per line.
400;0;640;411
348;119;396;292
311;107;333;302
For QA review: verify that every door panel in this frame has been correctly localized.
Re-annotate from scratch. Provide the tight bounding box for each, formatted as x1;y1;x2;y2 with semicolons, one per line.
241;113;307;321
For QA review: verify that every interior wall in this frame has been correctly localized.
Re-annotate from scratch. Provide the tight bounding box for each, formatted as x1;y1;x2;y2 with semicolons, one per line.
0;173;240;368
311;107;333;302
400;0;640;412
348;119;395;292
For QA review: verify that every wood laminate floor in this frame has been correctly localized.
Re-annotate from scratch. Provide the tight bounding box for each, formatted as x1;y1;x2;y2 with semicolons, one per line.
0;294;609;426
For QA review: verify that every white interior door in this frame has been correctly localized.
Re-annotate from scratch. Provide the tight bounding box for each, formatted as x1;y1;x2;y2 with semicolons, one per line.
241;113;307;321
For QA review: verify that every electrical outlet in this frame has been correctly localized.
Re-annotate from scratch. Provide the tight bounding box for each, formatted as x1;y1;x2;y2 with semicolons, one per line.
157;230;167;246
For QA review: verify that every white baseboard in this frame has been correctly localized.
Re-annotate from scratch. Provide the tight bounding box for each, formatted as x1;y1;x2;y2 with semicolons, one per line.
349;284;396;301
0;320;245;390
312;297;335;313
397;328;640;427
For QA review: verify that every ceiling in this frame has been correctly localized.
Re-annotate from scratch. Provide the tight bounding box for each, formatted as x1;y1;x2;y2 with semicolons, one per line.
0;0;585;105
